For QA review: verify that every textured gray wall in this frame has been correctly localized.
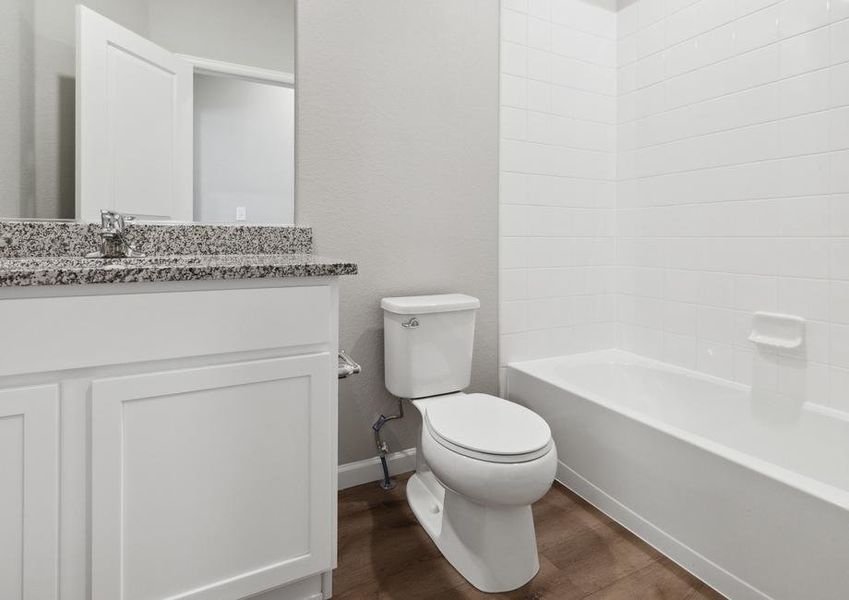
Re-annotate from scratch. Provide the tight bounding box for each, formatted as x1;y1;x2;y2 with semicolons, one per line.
297;0;500;464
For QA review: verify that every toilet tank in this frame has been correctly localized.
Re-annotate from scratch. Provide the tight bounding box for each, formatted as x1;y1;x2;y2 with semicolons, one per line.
381;294;480;399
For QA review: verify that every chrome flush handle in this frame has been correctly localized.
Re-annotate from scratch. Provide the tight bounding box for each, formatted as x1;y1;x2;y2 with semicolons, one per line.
402;317;420;329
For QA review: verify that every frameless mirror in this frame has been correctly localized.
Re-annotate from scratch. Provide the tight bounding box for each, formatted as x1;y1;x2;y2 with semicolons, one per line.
1;0;295;224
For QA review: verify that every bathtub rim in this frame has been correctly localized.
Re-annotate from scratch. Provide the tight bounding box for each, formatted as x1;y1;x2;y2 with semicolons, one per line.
507;349;849;512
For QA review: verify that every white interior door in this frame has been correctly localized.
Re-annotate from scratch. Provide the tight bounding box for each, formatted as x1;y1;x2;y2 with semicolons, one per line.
76;5;193;222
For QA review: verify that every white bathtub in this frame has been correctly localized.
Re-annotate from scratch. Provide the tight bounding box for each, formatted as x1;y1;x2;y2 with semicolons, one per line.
507;349;849;600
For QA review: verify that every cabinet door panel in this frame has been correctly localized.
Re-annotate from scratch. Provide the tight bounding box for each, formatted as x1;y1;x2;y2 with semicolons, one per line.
0;385;59;600
91;354;332;600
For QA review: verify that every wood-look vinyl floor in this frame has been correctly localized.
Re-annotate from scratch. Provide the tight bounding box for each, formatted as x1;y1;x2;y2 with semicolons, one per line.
334;473;725;600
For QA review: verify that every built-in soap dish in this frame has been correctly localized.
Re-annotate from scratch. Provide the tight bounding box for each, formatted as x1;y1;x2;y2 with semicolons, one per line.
748;312;805;350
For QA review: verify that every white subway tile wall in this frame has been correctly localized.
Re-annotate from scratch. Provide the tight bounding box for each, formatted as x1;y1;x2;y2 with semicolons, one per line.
617;0;849;413
499;0;849;414
499;0;619;390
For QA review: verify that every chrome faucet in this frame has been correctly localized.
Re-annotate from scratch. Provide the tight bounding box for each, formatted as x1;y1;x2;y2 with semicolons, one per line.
86;210;145;258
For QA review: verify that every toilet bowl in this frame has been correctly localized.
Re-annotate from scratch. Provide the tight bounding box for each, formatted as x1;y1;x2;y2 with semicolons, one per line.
408;393;557;592
381;294;557;592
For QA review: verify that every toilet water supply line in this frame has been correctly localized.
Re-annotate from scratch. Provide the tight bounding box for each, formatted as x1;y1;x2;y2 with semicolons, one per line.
338;350;404;490
372;399;404;491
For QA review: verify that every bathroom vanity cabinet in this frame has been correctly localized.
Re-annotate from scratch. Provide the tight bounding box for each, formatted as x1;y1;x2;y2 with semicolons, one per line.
0;278;340;600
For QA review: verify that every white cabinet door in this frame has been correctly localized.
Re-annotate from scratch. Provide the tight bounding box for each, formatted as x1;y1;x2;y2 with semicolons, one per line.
76;5;193;222
90;354;333;600
0;385;59;600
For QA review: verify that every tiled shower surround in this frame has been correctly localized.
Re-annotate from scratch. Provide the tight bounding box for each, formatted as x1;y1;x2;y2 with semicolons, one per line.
499;0;619;389
499;0;849;414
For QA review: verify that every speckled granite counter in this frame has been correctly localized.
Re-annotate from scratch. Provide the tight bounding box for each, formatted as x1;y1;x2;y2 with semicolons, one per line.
0;254;358;287
0;221;357;287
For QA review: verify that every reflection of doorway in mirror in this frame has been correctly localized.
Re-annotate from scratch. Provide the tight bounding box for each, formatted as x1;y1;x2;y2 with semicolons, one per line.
1;1;294;220
193;73;295;225
76;6;295;224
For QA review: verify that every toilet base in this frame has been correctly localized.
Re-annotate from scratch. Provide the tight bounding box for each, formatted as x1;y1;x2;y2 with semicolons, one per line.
406;471;540;593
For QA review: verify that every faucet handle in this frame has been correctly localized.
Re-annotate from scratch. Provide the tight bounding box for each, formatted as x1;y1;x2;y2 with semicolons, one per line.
90;210;144;258
99;210;134;231
100;209;117;229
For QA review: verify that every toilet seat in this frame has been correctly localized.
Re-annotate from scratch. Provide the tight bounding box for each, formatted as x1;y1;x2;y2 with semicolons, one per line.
424;393;553;464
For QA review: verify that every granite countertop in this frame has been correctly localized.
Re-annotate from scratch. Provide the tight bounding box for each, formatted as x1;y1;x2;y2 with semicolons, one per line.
0;253;358;287
0;221;357;287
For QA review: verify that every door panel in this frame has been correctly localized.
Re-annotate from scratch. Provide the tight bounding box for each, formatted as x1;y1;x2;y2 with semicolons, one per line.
0;385;60;600
77;5;192;222
91;355;332;600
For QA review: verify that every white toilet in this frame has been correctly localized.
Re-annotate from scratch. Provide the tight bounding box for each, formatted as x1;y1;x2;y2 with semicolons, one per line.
381;293;557;593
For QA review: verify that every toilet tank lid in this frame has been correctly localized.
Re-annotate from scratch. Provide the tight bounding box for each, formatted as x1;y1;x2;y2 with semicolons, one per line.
381;294;480;315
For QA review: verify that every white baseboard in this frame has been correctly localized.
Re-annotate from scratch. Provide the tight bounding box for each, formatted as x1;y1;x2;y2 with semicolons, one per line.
338;448;417;490
556;461;767;600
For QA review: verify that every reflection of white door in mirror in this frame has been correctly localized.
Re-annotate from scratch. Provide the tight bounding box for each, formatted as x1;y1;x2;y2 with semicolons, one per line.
76;7;295;225
76;6;194;223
